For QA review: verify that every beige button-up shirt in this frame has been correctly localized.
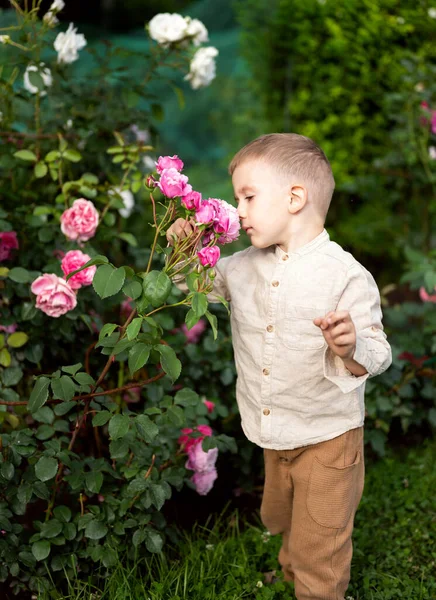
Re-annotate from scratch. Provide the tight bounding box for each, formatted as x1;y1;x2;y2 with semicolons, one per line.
177;229;392;450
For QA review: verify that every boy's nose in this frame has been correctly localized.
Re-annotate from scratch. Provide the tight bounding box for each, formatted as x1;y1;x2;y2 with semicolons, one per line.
237;204;246;219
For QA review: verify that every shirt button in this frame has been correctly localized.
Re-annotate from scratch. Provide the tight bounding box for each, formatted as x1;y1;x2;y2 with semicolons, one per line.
371;326;377;332
266;325;274;333
282;255;289;261
262;368;270;376
272;280;279;287
263;408;270;416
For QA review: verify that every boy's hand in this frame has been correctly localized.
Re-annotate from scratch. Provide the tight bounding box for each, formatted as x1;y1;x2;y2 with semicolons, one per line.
313;310;356;360
166;218;195;246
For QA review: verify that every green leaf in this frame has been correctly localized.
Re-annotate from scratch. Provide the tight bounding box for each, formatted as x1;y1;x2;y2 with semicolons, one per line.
40;519;63;539
98;323;118;342
127;318;143;341
118;232;138;246
142;270;172;308
92;411;112;426
61;363;82;375
28;377;51;412
1;462;14;481
63;522;76;541
128;343;151;375
149;483;167;511
53;506;71;523
2;366;23;386
34;162;48;178
185;308;200;330
145;529;163;553
54;401;76;416
51;375;76;402
63;149;82;162
93;265;125;299
85;471;103;494
8;267;33;283
45;150;60;162
108;414;130;440
14;149;37;162
155;345;181;382
123;280;142;300
135;414;159;442
33;406;55;424
205;311;218;340
166;405;185;427
84;520;108;540
35;457;58;482
174;388;200;407
132;529;146;547
0;348;11;367
74;372;95;385
32;540;51;561
192;292;208;318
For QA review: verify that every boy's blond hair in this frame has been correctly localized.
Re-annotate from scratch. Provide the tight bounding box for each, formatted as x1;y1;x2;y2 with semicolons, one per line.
229;133;335;218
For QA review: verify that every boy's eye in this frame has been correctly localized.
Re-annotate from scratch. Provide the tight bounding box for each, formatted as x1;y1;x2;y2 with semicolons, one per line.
245;196;254;201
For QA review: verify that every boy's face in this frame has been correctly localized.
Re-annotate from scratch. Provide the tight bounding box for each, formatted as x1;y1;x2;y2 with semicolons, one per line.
232;159;292;249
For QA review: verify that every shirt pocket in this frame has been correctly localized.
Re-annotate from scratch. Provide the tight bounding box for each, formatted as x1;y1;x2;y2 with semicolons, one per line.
281;305;327;351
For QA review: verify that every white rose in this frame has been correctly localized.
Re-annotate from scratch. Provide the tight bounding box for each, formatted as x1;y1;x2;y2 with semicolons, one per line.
110;188;135;219
185;18;209;46
130;124;150;144
429;8;436;19
429;146;436;160
143;155;156;171
185;46;218;90
43;0;65;26
23;64;53;96
148;13;189;46
0;35;10;44
54;23;87;64
50;0;65;10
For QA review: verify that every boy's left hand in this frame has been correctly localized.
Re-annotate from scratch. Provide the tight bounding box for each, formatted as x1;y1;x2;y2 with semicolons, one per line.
313;310;356;360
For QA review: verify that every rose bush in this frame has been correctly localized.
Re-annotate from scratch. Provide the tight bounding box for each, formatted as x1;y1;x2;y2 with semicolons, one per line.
0;4;231;596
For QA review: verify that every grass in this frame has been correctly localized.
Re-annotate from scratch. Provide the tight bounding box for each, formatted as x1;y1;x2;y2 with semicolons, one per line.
41;440;436;599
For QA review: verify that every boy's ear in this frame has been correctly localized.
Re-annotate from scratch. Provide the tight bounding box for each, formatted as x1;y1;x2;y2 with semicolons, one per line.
288;184;307;214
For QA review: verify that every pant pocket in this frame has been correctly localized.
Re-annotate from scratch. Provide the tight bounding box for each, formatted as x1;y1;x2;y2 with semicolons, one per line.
306;451;362;529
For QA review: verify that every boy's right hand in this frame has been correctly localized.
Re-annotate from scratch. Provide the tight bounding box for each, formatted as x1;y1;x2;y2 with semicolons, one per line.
166;218;195;246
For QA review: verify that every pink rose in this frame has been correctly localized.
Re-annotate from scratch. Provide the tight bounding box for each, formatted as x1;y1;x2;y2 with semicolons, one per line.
197;246;220;267
213;200;241;244
0;323;17;334
181;318;207;343
60;199;99;242
181;191;202;211
191;468;217;495
156;155;184;174
123;386;141;404
195;200;217;224
419;286;436;303
158;168;192;198
203;399;215;413
31;273;77;318
432;111;436;135
178;424;212;453
61;250;96;290
0;231;19;262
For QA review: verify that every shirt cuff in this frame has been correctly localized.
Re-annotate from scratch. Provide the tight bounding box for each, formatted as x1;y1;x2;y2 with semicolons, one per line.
323;344;369;394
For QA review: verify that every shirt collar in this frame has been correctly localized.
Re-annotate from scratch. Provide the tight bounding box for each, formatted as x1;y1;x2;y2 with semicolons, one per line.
274;229;330;261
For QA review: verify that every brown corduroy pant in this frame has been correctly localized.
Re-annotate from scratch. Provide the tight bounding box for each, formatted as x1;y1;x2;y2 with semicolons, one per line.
260;427;365;600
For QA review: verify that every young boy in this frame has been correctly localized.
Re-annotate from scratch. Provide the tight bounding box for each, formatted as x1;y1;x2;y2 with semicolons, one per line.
166;133;392;600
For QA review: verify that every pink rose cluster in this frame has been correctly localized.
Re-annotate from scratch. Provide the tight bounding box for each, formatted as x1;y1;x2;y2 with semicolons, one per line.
31;250;96;318
154;155;241;269
178;424;218;495
60;199;99;243
0;231;19;262
421;102;436;134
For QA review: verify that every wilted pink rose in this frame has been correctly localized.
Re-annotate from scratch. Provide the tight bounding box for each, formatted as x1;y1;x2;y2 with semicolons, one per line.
123;386;141;404
61;250;96;290
178;424;212;453
52;249;66;260
31;273;77;318
181;190;202;211
0;323;17;334
0;231;19;261
213;200;241;244
186;443;218;473
419;286;436;303
60;199;99;242
191;468;217;495
202;230;215;246
181;318;207;343
203;399;215;413
156;155;184;174
197;246;220;267
120;297;134;321
195;200;217;224
158;168;192;198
